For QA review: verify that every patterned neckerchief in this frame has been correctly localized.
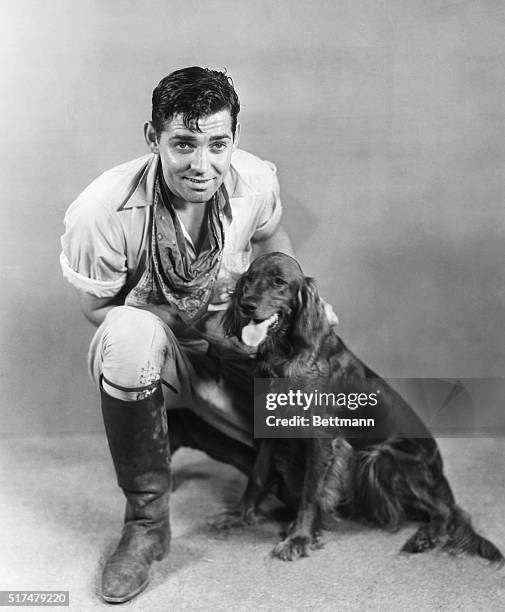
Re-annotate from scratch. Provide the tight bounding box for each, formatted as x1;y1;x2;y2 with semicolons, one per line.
125;168;226;324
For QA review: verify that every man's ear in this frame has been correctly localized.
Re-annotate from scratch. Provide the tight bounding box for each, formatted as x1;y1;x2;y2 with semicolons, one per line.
144;121;159;154
232;121;241;150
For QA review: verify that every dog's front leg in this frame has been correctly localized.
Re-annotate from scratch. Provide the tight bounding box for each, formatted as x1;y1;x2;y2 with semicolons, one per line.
272;438;323;560
272;437;353;561
207;439;276;529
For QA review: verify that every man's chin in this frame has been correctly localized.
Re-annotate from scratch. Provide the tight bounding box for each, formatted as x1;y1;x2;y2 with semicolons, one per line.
185;191;217;204
183;186;221;204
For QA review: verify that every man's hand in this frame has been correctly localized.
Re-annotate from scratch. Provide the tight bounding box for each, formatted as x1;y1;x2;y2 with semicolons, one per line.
320;298;339;327
199;331;258;360
133;303;191;336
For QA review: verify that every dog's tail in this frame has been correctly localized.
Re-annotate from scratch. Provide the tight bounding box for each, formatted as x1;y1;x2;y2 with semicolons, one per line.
354;442;504;565
443;505;504;565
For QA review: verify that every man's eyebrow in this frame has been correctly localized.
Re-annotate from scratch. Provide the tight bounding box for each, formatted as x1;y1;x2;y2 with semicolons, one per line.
169;133;198;141
209;134;232;141
168;133;231;142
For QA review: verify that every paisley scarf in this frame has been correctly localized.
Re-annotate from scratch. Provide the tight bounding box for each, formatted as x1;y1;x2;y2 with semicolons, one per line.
125;168;226;324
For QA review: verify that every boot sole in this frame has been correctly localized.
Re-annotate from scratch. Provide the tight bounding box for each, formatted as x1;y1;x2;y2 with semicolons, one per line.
101;576;149;604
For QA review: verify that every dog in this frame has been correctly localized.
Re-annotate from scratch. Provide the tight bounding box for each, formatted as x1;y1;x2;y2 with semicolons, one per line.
208;251;503;565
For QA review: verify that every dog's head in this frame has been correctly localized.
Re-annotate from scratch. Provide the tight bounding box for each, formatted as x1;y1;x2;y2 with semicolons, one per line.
223;252;328;354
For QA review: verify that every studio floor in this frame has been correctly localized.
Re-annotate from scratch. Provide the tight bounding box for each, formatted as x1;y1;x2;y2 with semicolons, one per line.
1;435;504;612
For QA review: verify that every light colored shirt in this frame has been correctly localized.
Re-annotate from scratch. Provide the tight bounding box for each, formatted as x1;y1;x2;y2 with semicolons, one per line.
60;148;282;309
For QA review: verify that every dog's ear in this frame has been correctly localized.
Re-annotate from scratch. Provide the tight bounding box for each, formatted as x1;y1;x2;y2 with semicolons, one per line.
290;276;325;350
222;274;247;337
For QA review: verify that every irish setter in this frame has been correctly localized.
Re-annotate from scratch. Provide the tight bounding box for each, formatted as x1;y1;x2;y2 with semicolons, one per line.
208;252;503;566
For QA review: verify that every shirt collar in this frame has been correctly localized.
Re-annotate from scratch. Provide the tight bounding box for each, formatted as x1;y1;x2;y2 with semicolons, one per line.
118;153;256;219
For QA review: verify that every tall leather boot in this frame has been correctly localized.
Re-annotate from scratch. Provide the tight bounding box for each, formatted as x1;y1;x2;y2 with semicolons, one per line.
100;384;171;604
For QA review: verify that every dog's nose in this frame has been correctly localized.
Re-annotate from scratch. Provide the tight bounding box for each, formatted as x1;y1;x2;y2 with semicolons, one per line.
240;298;257;315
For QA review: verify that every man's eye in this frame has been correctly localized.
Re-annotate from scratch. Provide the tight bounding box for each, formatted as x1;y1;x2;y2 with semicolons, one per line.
175;143;193;151
273;277;287;286
211;142;228;152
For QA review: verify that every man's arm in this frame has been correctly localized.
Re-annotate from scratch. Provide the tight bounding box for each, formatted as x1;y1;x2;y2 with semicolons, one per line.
76;291;124;328
77;289;258;359
76;289;186;333
251;224;295;259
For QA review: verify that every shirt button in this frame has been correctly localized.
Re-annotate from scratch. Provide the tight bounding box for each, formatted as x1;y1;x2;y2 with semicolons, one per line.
160;215;164;221
157;233;163;240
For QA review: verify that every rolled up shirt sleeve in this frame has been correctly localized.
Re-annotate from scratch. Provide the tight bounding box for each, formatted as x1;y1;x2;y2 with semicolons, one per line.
251;160;283;241
60;198;127;298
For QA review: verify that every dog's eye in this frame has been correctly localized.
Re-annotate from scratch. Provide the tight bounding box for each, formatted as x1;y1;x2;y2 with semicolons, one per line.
273;277;287;287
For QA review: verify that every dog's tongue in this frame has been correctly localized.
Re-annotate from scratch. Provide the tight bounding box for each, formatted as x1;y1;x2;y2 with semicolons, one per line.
241;314;278;347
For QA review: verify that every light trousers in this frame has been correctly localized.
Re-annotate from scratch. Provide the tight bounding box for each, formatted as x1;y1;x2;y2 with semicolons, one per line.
88;306;254;447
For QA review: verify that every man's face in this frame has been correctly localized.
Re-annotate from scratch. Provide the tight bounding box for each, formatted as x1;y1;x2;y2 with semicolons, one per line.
149;109;239;207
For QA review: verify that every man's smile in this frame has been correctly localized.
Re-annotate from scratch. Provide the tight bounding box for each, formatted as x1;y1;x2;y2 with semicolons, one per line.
185;177;214;183
183;177;216;189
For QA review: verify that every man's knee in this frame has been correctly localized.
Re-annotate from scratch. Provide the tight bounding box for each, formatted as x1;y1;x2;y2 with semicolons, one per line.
100;306;173;399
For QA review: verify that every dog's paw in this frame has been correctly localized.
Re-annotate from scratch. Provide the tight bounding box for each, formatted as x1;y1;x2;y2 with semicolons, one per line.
206;507;261;530
310;530;325;550
401;526;437;554
272;533;314;561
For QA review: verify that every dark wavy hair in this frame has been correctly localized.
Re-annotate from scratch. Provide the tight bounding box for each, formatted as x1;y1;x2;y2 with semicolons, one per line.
151;66;240;136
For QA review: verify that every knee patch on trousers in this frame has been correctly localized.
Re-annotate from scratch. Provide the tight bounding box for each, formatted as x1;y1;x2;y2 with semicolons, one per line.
99;307;171;401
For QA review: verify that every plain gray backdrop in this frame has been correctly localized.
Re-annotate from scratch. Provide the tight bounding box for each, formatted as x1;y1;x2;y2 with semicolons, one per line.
1;0;504;433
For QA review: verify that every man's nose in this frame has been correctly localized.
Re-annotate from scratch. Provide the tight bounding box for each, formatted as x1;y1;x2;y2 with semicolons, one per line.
190;147;210;173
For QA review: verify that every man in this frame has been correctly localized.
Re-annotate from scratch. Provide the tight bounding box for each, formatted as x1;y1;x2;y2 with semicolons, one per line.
60;66;295;604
